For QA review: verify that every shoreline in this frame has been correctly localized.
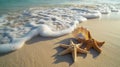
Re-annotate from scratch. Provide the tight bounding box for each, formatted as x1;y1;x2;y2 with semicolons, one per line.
0;3;119;53
0;14;120;67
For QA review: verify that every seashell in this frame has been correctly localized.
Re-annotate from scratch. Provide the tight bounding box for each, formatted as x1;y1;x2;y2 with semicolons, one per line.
72;27;91;43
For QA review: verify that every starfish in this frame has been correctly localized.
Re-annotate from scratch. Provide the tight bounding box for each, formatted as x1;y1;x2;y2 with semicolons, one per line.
72;27;105;53
84;39;105;53
58;40;87;62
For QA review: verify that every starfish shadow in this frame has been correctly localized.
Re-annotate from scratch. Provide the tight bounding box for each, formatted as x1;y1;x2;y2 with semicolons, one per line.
52;46;73;66
52;38;87;66
89;49;100;58
78;53;87;59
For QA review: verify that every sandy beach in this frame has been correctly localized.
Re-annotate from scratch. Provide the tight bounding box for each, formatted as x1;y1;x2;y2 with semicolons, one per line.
0;12;120;67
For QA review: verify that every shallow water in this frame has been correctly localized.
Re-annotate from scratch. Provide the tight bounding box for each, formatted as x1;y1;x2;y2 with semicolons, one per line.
0;0;120;15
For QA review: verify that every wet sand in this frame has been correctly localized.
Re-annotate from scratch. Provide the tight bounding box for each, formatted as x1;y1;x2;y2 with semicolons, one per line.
0;13;120;67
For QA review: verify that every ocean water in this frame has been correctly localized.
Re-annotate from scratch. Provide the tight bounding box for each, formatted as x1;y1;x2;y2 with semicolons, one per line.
0;0;120;15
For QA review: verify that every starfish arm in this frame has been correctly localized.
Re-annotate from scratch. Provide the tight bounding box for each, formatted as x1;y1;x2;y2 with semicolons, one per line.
72;46;77;62
60;44;69;48
58;47;71;55
93;40;102;53
70;40;75;46
87;31;92;39
77;47;87;53
76;43;82;47
95;40;105;47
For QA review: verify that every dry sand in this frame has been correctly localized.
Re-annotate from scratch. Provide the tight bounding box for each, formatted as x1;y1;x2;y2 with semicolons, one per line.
0;13;120;67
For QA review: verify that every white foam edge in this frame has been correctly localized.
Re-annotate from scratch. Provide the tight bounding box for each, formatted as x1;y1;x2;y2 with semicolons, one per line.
38;21;78;37
0;39;25;53
0;20;79;53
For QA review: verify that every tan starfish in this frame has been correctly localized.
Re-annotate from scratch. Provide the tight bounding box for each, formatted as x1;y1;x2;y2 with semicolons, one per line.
58;40;87;62
72;27;105;53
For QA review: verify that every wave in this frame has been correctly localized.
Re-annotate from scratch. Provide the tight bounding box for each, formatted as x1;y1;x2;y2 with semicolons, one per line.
0;4;118;53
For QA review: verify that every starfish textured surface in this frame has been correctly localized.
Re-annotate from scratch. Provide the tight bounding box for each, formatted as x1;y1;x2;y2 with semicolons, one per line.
58;40;87;62
84;39;105;53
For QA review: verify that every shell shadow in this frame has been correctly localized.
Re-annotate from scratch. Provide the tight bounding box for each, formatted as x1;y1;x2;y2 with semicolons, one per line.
52;38;87;66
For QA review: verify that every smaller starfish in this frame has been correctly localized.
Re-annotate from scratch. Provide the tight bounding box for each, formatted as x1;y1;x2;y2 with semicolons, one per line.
84;39;105;53
58;40;87;62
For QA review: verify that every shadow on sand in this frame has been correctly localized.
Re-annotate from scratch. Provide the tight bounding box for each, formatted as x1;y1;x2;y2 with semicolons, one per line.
52;38;76;66
52;38;100;66
89;49;100;58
